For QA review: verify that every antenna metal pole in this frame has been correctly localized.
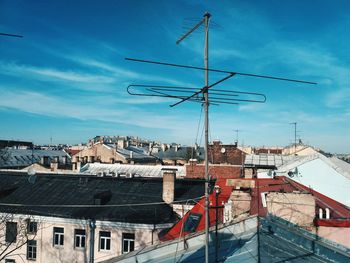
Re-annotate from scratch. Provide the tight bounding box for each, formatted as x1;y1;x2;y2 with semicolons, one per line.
204;12;210;263
290;122;297;155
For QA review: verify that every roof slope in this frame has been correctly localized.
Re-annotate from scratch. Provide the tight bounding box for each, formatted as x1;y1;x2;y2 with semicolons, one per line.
101;215;350;263
0;172;204;224
80;163;186;177
0;149;70;168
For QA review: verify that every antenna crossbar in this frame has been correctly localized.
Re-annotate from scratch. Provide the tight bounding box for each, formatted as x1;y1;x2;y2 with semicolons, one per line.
125;57;317;85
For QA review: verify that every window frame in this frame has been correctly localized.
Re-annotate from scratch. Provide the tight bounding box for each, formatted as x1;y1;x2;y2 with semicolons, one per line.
5;222;17;243
99;231;111;251
27;240;37;260
53;227;64;247
27;221;38;234
122;233;135;254
74;229;86;249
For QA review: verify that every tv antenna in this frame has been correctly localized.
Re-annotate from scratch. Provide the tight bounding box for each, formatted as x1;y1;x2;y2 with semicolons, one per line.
125;12;316;263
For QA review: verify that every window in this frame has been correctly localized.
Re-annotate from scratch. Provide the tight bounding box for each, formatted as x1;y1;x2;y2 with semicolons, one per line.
183;213;202;233
74;229;86;248
53;227;64;246
6;222;17;243
122;233;135;254
27;221;37;234
27;240;37;260
99;231;111;251
5;259;16;263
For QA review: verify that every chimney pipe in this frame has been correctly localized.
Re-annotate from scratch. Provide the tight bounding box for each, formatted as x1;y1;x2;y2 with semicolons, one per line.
162;170;176;204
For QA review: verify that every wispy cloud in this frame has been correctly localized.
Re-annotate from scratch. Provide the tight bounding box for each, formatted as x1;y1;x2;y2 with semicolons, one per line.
0;61;114;84
67;56;195;87
0;87;196;130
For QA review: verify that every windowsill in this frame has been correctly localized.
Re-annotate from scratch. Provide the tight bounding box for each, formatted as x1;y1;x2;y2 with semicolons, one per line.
99;249;111;252
53;245;64;249
74;247;86;250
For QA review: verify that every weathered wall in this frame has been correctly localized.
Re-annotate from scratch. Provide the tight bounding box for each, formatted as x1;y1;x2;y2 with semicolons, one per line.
266;192;315;228
318;226;350;248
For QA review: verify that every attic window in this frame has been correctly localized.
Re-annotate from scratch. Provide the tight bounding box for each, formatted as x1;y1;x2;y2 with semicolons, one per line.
184;213;202;233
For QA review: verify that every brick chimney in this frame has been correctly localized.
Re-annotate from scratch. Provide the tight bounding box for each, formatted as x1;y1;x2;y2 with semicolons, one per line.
162;169;176;204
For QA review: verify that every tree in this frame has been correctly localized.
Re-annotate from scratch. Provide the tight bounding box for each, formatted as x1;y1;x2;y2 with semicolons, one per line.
0;213;39;261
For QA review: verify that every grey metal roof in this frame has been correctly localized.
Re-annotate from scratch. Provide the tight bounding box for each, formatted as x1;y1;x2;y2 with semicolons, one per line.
114;145;156;162
102;215;350;263
244;154;301;167
80;163;186;177
0;149;70;168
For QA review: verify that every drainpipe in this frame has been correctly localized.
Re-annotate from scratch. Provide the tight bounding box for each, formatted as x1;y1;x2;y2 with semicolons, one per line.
89;219;96;263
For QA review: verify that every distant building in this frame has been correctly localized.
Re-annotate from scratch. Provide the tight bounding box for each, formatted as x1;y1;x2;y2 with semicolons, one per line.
0;139;33;149
72;141;157;170
152;143;204;165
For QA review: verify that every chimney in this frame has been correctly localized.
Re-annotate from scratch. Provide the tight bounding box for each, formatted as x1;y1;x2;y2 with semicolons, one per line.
50;161;58;172
117;139;125;149
129;151;133;159
161;143;167;152
76;161;81;172
162;169;176;204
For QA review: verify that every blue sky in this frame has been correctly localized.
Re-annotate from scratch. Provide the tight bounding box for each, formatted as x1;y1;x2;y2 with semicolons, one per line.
0;0;349;153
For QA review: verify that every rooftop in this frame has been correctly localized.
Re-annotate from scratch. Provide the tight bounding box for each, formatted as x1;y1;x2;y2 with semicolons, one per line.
0;171;205;224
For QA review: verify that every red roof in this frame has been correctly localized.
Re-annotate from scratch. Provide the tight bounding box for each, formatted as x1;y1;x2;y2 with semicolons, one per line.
65;149;81;156
160;176;350;241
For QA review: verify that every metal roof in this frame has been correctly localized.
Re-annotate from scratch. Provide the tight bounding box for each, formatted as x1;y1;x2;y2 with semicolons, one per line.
101;215;350;263
80;163;186;177
244;154;301;167
0;148;70;168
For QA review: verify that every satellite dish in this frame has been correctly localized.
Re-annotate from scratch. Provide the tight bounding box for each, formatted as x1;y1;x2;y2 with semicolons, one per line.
27;167;36;176
221;147;226;154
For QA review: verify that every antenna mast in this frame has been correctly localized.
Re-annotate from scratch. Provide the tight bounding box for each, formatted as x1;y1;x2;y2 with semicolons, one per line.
176;12;211;263
290;122;297;155
203;12;210;263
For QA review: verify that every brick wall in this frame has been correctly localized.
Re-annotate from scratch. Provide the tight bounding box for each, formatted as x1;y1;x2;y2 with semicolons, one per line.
185;160;242;179
208;140;245;165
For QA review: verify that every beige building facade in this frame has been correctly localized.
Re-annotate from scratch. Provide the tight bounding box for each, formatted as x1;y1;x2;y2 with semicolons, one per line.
1;214;171;263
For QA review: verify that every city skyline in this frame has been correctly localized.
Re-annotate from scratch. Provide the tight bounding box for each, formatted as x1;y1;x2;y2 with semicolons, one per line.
1;0;349;153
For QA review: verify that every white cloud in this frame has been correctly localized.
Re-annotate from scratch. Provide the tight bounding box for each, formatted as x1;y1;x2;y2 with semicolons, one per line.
0;87;197;131
0;61;114;84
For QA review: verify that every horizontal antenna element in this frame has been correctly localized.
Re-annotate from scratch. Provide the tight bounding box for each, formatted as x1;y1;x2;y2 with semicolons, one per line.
125;57;317;85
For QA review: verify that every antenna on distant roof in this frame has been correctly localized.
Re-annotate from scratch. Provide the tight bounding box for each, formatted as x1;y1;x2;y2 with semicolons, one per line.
125;12;316;263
